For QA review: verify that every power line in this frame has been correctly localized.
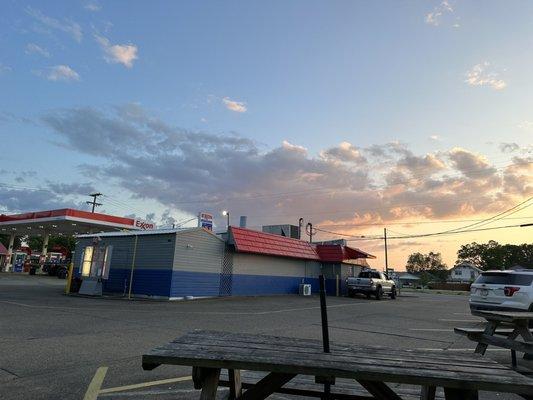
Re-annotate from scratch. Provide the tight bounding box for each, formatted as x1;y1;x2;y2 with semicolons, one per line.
314;197;533;241
317;215;533;228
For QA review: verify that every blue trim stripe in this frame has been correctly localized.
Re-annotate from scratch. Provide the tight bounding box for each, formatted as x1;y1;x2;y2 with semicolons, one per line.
83;267;342;298
170;270;221;297
103;267;172;297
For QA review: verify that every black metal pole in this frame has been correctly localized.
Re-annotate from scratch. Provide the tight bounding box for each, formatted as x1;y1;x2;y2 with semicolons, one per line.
319;274;330;352
319;274;331;398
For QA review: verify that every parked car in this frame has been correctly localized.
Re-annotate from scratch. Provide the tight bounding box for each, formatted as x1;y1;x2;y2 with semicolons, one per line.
346;270;397;300
469;270;533;313
42;261;69;279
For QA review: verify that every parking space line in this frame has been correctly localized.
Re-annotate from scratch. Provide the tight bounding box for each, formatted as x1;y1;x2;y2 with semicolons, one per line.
84;367;108;400
99;375;192;394
438;319;482;322
410;328;452;332
418;348;509;352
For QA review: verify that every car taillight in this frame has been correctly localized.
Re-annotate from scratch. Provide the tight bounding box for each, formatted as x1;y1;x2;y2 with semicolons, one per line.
504;286;520;297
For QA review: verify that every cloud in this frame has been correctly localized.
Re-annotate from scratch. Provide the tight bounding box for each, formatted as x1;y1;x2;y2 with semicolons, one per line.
425;1;453;26
94;34;138;68
429;135;442;142
39;105;533;230
517;121;533;130
499;142;520;153
222;97;247;113
0;185;88;213
0;63;11;74
84;2;101;12
26;7;82;42
321;142;367;164
36;65;80;82
465;62;506;90
25;43;50;58
448;147;496;179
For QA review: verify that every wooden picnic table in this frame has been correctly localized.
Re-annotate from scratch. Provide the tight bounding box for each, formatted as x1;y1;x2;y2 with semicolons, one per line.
142;330;533;400
455;310;533;367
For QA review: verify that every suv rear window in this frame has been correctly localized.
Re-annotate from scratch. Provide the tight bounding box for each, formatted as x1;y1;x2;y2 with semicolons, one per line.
475;272;533;286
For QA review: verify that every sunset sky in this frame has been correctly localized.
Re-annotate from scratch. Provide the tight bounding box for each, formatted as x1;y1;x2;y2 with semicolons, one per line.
0;1;531;269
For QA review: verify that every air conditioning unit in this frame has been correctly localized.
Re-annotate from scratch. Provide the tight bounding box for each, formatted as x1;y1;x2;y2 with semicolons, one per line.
299;284;311;296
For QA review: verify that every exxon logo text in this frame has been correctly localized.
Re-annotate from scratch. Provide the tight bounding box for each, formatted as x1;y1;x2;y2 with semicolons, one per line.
135;220;155;230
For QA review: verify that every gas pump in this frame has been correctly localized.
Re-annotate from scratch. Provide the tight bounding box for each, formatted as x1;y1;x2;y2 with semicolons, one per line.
13;252;27;273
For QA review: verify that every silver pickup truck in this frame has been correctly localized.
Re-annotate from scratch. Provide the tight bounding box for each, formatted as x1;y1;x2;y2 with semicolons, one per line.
346;270;397;300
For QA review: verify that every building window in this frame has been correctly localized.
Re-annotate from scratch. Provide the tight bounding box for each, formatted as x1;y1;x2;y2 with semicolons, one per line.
81;246;94;277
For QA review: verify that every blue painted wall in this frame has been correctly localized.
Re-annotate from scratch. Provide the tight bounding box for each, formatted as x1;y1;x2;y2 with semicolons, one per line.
170;270;221;297
103;267;172;297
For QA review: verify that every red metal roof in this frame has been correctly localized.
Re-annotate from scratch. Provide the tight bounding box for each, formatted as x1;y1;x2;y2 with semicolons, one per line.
229;227;375;262
316;244;376;262
229;227;320;261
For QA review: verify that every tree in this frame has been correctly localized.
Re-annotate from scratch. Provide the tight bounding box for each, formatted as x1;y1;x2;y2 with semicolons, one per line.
456;241;533;270
26;235;76;254
406;251;447;273
0;234;21;250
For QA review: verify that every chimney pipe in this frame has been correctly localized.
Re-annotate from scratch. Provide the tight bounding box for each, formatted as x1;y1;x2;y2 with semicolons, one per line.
239;216;247;228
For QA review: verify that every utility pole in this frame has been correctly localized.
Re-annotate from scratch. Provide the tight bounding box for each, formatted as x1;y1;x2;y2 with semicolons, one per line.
86;193;103;213
384;228;389;276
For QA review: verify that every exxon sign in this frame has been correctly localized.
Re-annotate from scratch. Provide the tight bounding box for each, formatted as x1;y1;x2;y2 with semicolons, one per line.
198;212;213;231
134;219;155;230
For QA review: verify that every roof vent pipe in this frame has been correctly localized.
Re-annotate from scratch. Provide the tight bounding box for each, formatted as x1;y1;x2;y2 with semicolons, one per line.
239;216;247;228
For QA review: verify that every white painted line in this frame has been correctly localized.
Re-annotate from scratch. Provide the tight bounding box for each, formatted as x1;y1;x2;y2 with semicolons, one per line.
99;375;192;394
84;366;108;400
418;348;509;352
439;319;482;322
410;329;452;332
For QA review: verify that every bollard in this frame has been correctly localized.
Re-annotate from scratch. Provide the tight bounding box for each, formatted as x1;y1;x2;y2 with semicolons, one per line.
65;263;73;294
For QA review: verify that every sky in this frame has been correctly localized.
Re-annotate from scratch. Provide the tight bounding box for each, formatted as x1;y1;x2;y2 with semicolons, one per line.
0;0;532;269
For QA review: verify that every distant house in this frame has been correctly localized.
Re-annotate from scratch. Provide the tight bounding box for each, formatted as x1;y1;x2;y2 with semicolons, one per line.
448;263;482;283
398;272;420;287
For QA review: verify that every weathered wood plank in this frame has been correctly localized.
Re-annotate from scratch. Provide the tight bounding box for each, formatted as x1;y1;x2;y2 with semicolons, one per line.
465;332;533;354
228;369;242;400
357;380;403;400
420;385;436;400
145;341;515;377
472;311;533;323
475;321;498;355
175;330;501;366
141;331;533;395
171;333;505;370
239;372;296;400
199;368;220;400
218;370;445;400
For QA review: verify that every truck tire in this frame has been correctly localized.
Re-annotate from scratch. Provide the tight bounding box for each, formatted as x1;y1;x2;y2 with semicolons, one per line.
390;287;397;299
375;286;383;300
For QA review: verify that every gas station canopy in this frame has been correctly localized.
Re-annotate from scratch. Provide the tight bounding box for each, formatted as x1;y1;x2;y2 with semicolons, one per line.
0;208;153;237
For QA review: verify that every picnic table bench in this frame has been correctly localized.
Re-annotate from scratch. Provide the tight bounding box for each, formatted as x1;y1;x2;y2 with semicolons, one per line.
142;330;533;400
455;310;533;367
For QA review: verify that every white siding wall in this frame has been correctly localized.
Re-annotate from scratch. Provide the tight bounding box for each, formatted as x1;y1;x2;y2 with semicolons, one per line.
233;253;320;277
173;228;225;273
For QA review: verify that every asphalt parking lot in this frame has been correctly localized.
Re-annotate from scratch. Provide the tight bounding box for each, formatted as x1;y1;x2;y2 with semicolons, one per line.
0;273;529;400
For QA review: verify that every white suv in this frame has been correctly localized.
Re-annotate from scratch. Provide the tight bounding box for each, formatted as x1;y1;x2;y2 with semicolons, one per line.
470;270;533;313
